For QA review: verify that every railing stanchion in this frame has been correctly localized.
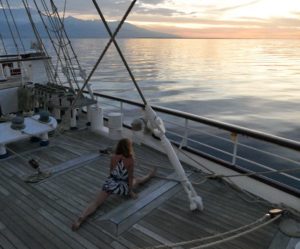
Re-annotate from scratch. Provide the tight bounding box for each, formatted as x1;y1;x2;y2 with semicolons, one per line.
120;101;123;115
231;132;238;165
180;119;189;149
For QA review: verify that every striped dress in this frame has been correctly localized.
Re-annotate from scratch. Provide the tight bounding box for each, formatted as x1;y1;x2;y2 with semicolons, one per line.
102;160;129;196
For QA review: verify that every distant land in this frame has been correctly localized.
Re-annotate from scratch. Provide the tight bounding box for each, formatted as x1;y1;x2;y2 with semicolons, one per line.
0;8;178;39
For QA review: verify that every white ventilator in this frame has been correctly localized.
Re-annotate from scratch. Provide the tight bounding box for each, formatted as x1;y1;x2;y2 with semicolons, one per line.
145;104;204;211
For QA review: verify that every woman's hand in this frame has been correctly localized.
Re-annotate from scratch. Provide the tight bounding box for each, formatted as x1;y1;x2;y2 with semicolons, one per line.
130;191;138;199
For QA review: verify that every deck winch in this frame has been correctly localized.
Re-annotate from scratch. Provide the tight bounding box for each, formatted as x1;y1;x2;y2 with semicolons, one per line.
10;116;25;130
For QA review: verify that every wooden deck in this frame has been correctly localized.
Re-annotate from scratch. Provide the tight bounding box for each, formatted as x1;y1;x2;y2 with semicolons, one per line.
0;128;290;249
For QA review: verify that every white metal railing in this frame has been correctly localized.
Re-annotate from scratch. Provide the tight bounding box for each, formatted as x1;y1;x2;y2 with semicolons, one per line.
87;91;300;195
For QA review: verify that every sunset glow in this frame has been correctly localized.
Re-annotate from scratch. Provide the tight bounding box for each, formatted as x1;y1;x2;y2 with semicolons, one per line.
6;0;300;38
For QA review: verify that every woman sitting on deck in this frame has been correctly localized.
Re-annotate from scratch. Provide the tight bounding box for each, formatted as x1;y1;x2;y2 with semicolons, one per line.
71;138;156;231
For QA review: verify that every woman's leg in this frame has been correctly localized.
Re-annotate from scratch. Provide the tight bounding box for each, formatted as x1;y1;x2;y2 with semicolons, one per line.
133;167;156;188
72;190;110;231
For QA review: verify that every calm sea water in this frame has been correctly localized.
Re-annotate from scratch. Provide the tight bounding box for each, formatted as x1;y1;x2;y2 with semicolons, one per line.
4;38;300;140
70;39;300;140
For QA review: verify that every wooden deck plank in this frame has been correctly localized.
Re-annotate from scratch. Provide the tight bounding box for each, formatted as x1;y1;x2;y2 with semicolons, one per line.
132;224;179;247
11;200;73;249
38;209;105;249
0;128;283;249
0;223;30;249
0;167;110;248
0;233;16;249
16;193;112;249
5;206;57;249
0;208;44;249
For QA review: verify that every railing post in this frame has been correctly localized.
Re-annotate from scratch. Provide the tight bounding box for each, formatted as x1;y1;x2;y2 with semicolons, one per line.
231;132;238;165
180;119;189;149
120;101;123;115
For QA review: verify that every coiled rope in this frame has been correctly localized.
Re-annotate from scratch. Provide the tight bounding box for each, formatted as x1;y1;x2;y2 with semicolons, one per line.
143;211;282;249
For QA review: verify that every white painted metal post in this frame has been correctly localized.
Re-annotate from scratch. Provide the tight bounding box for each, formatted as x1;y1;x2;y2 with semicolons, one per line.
53;108;61;123
40;132;49;146
145;104;203;211
180;119;189;149
0;64;6;81
91;106;103;131
0;143;7;158
231;133;238;165
70;109;77;130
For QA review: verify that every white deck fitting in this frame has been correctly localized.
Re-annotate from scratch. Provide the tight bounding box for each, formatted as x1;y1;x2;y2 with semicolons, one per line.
0;115;57;157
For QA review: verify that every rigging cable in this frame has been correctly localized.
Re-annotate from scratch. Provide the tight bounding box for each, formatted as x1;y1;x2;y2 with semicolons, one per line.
53;0;67;80
21;0;57;84
92;0;147;105
206;166;300;179
49;0;85;75
32;0;72;88
40;0;75;84
0;34;8;55
0;0;20;54
4;0;26;52
71;0;139;108
39;0;80;90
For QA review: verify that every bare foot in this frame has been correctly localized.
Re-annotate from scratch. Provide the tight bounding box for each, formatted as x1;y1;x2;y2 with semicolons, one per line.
71;217;83;231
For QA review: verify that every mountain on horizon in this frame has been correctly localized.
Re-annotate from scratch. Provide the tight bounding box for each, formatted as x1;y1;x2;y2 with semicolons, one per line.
0;8;178;39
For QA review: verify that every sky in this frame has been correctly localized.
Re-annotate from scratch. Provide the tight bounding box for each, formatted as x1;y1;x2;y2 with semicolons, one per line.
5;0;300;38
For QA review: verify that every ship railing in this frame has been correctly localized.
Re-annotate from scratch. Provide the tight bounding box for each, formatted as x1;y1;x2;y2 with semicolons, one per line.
85;91;300;197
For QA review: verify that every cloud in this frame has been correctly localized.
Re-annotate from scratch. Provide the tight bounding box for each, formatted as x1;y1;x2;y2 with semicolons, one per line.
4;0;300;38
138;0;168;5
134;6;186;16
212;0;261;13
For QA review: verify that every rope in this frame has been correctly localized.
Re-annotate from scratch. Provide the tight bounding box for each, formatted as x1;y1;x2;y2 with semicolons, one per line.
190;214;281;249
0;34;8;55
40;0;84;91
4;0;26;52
35;0;79;89
92;0;147;105
135;163;208;185
0;0;20;54
32;0;66;86
207;167;300;179
177;147;215;174
145;215;268;249
6;146;32;162
72;0;138;108
40;0;78;88
5;146;44;170
143;213;281;249
49;0;82;72
215;176;269;205
156;175;208;185
21;0;57;84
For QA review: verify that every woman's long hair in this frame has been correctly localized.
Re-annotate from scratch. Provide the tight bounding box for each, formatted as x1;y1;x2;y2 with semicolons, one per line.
115;138;133;158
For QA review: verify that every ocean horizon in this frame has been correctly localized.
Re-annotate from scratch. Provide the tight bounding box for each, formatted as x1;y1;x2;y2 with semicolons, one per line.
2;38;300;140
73;38;300;140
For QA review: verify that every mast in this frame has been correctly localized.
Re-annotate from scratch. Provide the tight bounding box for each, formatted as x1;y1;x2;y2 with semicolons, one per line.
90;0;204;211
